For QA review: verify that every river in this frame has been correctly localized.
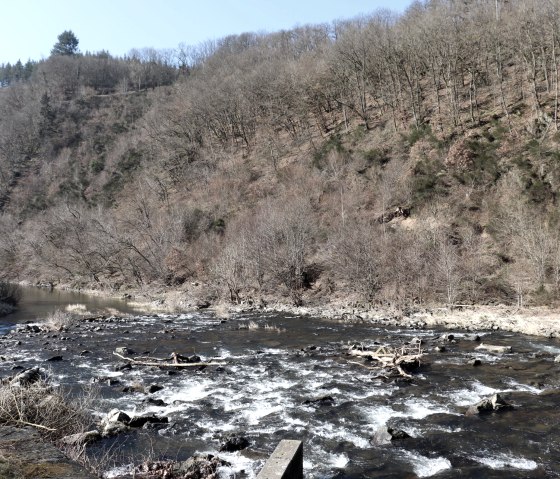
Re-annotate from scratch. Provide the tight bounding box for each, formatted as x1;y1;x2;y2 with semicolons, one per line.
1;288;559;478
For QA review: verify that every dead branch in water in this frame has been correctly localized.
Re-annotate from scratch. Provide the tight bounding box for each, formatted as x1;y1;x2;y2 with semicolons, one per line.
347;344;424;378
112;352;226;368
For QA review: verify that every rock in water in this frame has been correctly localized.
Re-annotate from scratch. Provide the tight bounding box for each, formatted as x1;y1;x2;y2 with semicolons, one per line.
219;433;250;452
466;393;513;416
114;347;136;356
371;425;411;445
302;395;335;407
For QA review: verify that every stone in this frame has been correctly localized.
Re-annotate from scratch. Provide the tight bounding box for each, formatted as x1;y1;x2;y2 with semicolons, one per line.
10;367;44;386
175;454;230;478
466;393;513;416
146;384;164;394
105;409;131;424
302;395;335;407
114;347;136;356
128;415;168;428
61;430;101;446
46;355;63;362
370;425;411;445
114;362;132;371
102;421;129;437
143;398;167;407
219;433;250;452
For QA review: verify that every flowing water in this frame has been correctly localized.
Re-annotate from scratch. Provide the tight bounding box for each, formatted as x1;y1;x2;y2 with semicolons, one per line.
1;290;560;478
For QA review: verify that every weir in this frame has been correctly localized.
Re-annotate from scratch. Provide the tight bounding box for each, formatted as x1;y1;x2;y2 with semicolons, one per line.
257;440;304;479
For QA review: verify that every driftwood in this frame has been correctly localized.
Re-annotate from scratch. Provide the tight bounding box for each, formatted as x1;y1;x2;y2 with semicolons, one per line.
475;343;512;354
347;344;424;378
113;352;225;368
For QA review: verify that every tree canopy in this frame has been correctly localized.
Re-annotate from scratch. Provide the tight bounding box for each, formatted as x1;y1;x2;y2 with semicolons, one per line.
51;30;79;56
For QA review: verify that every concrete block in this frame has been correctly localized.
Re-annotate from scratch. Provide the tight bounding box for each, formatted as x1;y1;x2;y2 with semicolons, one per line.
257;439;303;479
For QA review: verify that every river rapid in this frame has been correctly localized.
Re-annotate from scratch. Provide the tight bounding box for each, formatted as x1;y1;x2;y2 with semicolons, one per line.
1;290;560;478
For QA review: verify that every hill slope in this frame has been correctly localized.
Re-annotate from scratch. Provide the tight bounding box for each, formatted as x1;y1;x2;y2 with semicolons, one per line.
1;0;560;309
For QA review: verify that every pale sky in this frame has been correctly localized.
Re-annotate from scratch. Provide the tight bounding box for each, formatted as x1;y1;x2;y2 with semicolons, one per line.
0;0;413;64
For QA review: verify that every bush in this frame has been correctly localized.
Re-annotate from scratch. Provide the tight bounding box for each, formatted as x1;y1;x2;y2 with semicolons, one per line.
43;309;77;331
0;377;93;441
0;282;21;307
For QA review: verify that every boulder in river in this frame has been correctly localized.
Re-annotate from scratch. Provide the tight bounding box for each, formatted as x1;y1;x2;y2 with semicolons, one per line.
466;393;513;416
128;414;168;428
101;409;131;437
370;425;411;445
219;433;250;452
146;384;164;394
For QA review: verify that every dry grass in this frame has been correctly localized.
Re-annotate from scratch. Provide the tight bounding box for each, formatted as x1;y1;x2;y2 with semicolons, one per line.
0;379;94;441
239;320;285;333
42;309;77;331
65;303;89;314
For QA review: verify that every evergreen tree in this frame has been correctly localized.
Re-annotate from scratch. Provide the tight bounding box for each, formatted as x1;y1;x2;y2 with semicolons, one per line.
51;30;79;56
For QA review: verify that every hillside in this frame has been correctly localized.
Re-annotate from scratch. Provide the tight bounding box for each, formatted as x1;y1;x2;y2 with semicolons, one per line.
1;0;560;310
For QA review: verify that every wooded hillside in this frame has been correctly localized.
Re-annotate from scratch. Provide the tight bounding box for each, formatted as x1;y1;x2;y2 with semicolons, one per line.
1;0;560;308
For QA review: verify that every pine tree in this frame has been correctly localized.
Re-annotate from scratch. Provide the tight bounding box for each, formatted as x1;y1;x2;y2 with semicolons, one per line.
51;30;79;56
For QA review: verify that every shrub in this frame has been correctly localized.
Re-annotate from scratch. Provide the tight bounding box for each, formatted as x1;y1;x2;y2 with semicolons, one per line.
43;309;77;331
0;378;93;441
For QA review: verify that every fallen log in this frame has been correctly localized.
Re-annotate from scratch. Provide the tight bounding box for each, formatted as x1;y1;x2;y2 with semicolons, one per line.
112;352;225;368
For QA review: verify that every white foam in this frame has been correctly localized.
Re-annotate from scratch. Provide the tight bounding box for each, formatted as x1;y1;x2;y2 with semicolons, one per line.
448;381;499;406
103;464;134;478
473;452;538;470
215;451;259;479
404;399;455;419
329;452;349;468
242;403;284;425
165;379;214;403
314;423;370;449
402;451;452;477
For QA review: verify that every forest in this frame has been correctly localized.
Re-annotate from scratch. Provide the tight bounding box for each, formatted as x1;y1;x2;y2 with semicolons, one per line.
1;0;560;309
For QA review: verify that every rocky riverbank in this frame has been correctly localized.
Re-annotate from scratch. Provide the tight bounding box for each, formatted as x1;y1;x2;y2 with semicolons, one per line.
0;426;94;479
14;279;560;338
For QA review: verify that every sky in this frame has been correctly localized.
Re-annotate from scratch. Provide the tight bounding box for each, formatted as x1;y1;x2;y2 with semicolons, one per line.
0;0;413;64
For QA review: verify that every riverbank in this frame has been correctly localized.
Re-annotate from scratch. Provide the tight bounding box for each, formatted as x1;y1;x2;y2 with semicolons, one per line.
27;279;560;339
